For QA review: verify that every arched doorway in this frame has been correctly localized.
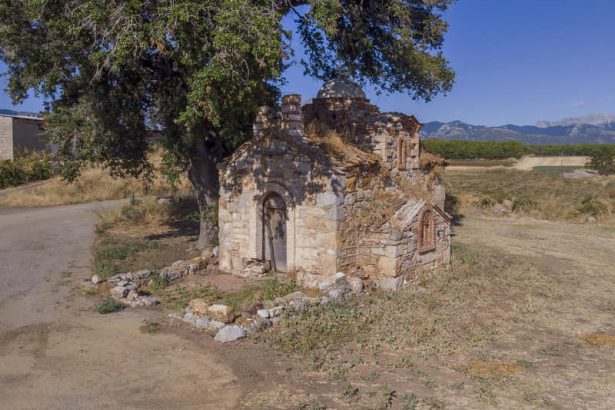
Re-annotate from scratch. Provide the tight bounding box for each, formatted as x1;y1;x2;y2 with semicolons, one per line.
263;193;287;272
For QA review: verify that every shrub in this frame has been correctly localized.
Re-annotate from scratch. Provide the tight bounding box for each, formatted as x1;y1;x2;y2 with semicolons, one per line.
586;151;615;175
96;297;124;314
578;195;607;216
261;277;297;301
263;302;366;354
0;153;53;189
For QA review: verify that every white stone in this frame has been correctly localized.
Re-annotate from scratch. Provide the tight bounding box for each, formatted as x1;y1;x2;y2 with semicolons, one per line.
379;276;404;291
318;279;334;291
110;286;128;300
347;276;364;295
289;300;306;310
184;311;194;322
214;325;246;343
140;295;158;306
334;272;347;285
208;320;226;332
328;288;345;303
207;304;235;323
91;274;102;284
212;246;220;257
195;318;210;329
256;309;270;319
268;305;285;317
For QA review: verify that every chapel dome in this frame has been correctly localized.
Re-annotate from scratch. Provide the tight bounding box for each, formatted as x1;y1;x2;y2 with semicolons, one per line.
316;78;366;99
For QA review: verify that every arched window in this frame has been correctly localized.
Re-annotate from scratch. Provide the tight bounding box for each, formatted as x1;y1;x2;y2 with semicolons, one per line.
418;208;436;253
397;136;407;170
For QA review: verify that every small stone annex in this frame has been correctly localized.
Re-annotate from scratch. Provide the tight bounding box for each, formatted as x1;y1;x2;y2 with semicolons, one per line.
218;78;451;290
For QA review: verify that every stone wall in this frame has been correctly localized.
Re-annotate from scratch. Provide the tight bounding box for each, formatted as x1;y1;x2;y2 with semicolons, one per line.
0;116;14;160
218;132;346;277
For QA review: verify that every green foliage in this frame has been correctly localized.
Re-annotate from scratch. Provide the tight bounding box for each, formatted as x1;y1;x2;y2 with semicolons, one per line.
148;275;169;292
586;151;615;175
0;0;455;183
0;153;53;189
263;301;366;354
261;277;297;301
94;240;163;279
422;140;530;160
96;297;124;314
173;285;222;312
423;140;615;160
578;195;607;216
400;393;418;410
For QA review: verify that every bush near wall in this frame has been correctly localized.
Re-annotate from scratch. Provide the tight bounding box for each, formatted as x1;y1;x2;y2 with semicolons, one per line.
422;140;615;160
0;153;53;189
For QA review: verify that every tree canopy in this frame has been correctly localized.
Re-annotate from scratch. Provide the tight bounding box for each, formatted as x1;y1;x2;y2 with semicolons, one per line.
0;0;455;250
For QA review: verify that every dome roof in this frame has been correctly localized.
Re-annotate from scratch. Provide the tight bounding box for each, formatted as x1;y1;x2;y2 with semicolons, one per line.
316;78;366;99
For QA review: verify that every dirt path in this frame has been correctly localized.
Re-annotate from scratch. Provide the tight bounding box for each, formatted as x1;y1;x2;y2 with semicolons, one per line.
0;202;241;410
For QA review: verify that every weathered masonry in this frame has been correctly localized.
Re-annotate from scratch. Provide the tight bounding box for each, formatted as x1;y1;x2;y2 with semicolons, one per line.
0;114;46;160
218;79;451;290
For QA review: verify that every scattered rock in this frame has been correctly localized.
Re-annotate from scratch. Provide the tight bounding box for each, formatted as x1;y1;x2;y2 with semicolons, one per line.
254;317;272;330
328;288;345;303
347;276;364;295
159;266;182;282
91;274;102;284
194;318;210;329
289;300;306;310
117;280;128;287
212;246;220;258
184;311;195;322
207;304;235;323
110;286;129;300
140;296;158;306
268;305;285;317
256;309;270;319
208;320;226;332
214;325;246;343
334;272;347;285
283;291;306;302
318;278;335;292
188;299;210;316
586;216;597;224
379;276;404;291
127;291;139;301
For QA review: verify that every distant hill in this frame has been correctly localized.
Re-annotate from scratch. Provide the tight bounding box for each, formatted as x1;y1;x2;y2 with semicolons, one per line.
421;116;615;144
0;109;42;118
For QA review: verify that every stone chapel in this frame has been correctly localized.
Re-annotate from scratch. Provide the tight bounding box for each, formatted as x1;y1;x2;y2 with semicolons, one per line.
218;78;451;290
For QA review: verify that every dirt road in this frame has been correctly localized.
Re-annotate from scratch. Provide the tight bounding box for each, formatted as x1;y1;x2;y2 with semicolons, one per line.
0;202;241;409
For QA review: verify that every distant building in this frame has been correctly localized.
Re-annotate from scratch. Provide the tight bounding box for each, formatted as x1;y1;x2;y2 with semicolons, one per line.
0;114;46;160
218;79;451;290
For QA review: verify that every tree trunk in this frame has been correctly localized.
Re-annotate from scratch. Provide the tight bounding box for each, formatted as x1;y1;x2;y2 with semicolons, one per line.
188;136;220;255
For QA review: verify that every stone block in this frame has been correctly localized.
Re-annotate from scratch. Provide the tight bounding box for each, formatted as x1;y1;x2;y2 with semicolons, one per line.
214;325;246;343
207;304;236;323
379;276;404;291
188;299;210;316
110;286;128;300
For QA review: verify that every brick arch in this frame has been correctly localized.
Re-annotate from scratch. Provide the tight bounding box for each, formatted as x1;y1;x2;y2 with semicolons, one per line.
417;206;436;254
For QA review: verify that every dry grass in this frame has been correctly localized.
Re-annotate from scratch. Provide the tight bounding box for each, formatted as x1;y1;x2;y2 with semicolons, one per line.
0;165;193;208
463;359;523;377
580;332;615;346
445;167;615;221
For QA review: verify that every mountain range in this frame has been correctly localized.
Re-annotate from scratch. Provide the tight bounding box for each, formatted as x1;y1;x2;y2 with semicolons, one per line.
421;114;615;144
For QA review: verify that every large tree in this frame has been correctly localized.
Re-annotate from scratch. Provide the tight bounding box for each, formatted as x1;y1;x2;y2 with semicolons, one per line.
0;0;455;253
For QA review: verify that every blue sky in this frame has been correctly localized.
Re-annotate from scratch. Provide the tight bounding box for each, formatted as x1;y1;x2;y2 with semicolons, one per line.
2;0;615;126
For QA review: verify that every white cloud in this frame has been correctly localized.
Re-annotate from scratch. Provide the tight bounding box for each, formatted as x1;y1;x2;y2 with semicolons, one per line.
569;101;585;108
